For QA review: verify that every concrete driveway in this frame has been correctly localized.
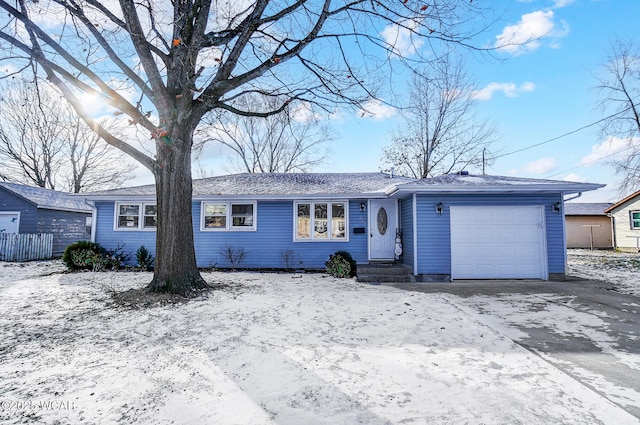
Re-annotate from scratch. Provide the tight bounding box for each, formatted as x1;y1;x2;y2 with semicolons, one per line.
388;278;640;420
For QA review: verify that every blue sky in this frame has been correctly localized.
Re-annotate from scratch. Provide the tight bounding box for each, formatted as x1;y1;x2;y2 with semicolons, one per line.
107;0;637;203
311;0;639;203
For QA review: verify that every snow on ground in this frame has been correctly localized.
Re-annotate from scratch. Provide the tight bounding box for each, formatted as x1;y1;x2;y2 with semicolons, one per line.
0;253;639;424
0;260;67;285
568;249;640;298
447;292;640;419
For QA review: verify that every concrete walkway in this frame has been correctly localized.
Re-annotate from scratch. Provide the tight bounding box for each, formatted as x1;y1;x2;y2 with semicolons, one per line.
388;278;640;420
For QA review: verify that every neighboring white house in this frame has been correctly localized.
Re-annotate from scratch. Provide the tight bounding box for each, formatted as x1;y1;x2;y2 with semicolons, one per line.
605;190;640;252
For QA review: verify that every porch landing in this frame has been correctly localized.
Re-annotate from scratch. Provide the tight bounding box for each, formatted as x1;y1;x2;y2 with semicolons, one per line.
356;263;415;283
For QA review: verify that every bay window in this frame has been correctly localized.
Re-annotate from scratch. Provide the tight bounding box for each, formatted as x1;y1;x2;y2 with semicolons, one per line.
295;201;347;241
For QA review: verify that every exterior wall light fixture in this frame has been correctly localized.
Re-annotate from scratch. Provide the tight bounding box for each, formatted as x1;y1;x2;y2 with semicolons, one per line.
436;202;444;215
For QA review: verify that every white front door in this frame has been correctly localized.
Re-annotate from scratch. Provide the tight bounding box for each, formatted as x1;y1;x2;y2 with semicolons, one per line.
369;199;398;260
0;212;20;234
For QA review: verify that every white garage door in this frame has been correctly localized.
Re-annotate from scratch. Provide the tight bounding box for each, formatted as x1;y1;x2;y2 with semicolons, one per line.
450;206;547;279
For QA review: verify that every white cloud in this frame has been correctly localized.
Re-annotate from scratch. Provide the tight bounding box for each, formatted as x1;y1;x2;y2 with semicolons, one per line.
472;82;535;100
290;102;325;123
579;136;640;166
523;157;558;174
358;99;397;119
552;0;576;8
562;173;588;183
381;19;424;58
495;10;569;55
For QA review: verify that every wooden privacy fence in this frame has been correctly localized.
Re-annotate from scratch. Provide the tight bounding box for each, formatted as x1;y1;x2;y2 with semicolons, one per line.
0;233;53;261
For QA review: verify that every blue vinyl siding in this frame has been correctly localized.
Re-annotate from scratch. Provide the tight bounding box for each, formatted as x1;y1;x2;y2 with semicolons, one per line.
194;200;369;268
94;201;157;262
415;194;565;276
95;199;369;269
399;196;414;269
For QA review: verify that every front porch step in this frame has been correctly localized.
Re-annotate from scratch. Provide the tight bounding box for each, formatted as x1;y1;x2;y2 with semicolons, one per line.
357;263;415;283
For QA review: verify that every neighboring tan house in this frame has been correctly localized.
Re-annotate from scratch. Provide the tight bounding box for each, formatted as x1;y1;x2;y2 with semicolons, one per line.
564;203;613;249
605;190;640;252
0;182;93;257
80;172;604;281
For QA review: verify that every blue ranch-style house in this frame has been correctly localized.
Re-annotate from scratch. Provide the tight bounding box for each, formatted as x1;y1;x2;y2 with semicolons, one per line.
81;172;603;281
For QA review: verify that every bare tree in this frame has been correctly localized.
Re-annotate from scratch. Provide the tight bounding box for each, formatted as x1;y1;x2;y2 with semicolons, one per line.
0;0;497;294
381;56;497;178
64;115;137;193
200;95;332;173
0;81;135;192
0;82;64;188
594;39;640;195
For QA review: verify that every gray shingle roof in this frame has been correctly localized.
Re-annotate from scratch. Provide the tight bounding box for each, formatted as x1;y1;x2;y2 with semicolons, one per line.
79;172;605;199
564;203;613;216
0;182;92;212
82;172;416;198
395;173;605;194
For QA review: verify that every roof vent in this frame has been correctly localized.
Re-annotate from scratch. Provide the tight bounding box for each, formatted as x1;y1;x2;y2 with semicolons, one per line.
457;170;469;176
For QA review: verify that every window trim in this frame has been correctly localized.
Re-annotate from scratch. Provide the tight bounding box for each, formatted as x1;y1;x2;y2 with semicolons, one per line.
631;210;640;230
114;202;157;231
293;200;349;242
200;201;257;232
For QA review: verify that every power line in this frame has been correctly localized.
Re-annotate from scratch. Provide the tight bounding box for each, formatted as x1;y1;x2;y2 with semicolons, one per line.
544;143;637;179
495;106;633;160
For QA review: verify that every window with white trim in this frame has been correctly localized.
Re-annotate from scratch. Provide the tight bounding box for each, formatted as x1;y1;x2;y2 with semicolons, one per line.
631;211;640;229
202;202;256;231
115;202;157;230
295;201;347;241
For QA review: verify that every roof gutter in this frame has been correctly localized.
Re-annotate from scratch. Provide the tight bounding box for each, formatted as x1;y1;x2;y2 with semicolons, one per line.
563;192;582;202
392;183;605;195
36;205;94;214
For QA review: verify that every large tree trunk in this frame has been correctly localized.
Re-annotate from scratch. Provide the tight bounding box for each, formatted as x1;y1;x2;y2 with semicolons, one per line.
147;123;207;295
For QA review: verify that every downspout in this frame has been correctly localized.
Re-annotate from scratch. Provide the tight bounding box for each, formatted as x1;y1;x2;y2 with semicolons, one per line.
609;214;617;249
560;193;581;277
413;193;418;277
86;200;97;243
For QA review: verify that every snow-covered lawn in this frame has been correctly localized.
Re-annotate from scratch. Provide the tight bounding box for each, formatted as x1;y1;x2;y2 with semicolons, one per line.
0;253;638;424
568;249;640;298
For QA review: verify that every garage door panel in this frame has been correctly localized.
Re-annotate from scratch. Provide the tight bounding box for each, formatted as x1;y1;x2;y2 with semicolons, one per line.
494;209;518;224
475;227;495;240
519;224;541;236
494;227;516;242
450;206;547;279
474;209;495;223
496;265;517;275
517;208;541;222
517;243;542;258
